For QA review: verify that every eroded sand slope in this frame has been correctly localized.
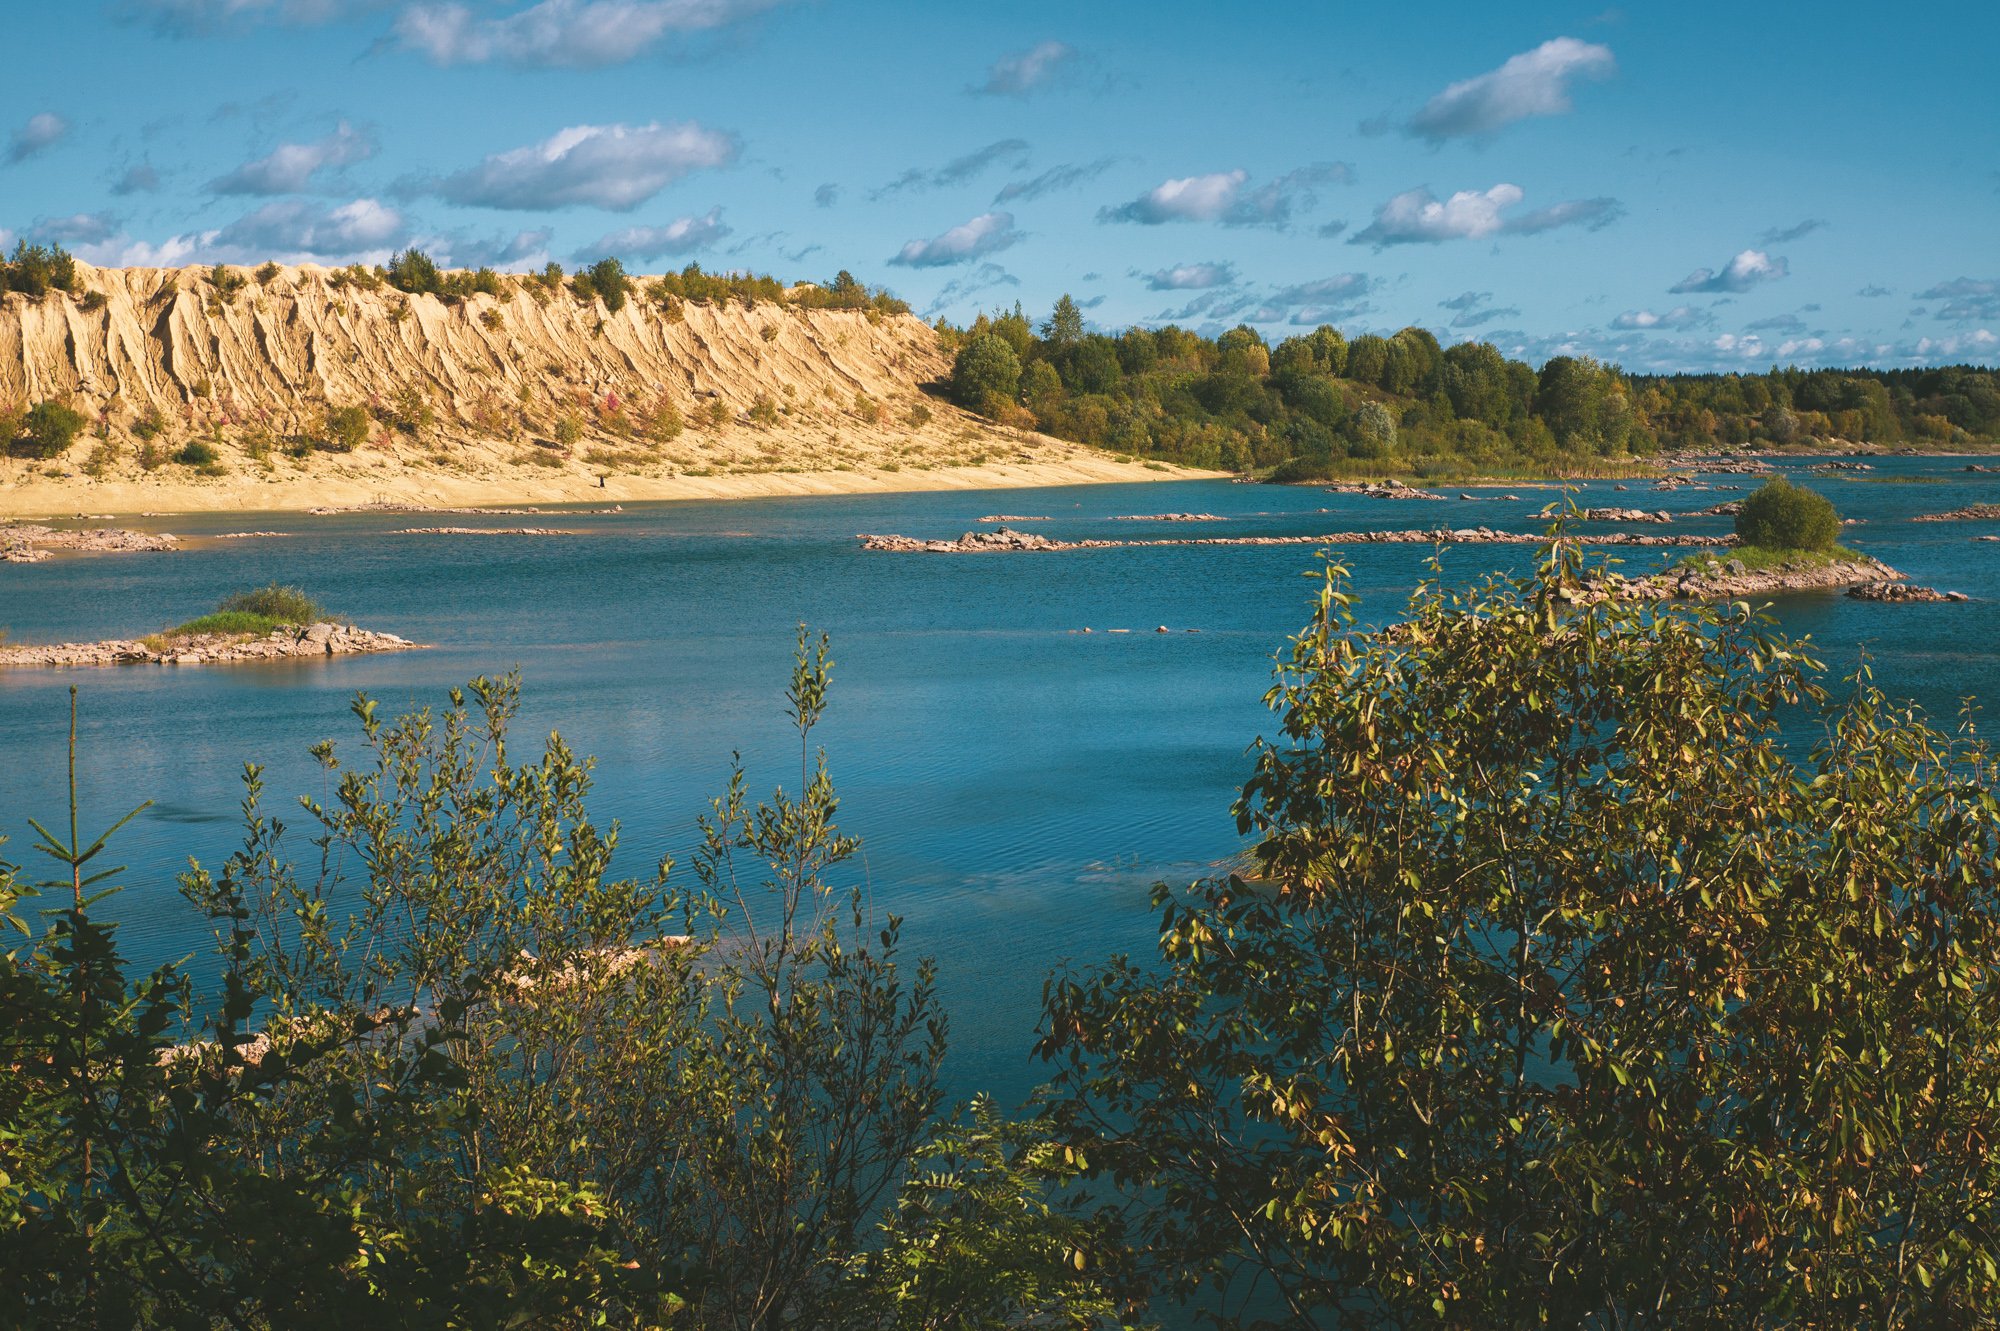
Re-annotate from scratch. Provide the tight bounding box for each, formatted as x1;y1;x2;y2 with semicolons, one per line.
0;263;1193;513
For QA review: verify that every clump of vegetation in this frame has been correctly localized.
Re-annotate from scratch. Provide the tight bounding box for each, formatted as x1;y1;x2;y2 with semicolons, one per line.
154;583;325;641
327;263;383;293
905;401;933;429
1735;475;1842;552
322;404;371;452
852;392;882;425
254;261;282;285
479;307;504;331
379;386;434;437
1038;546;2000;1324
207;264;248;306
571;257;631;313
700;398;730;430
16;401;87;458
0;240;79;297
80;439;121;477
173;439;220;468
748;394;780;427
552;412;585;446
384;248;444;295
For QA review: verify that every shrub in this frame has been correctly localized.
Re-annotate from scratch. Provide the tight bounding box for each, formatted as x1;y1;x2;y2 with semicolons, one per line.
255;261;282;285
479;308;504;331
323;404;371;452
579;257;630;313
1040;547;2000;1325
853;392;881;425
553;413;585;446
208;264;248;304
639;395;683;441
905;401;933;428
219;582;323;624
701;398;730;430
174;439;220;466
385;248;443;295
1735;476;1840;551
20;401;86;458
0;240;77;296
749;394;780;427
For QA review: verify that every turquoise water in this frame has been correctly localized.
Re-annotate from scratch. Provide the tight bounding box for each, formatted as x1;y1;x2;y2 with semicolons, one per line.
3;458;1999;1102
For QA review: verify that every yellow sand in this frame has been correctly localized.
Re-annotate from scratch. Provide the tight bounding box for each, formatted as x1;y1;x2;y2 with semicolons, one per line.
0;262;1219;517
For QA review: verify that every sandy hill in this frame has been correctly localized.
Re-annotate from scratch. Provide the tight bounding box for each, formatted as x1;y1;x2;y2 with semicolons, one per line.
0;262;1189;515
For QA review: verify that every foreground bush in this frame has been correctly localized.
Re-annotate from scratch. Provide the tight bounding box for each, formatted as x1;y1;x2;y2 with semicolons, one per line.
1038;542;2000;1327
1735;475;1842;551
0;639;1125;1329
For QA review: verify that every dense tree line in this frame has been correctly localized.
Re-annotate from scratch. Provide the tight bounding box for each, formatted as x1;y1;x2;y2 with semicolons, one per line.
944;297;2000;476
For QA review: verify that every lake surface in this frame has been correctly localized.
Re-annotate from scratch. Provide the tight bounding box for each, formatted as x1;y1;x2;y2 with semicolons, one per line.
4;458;1999;1103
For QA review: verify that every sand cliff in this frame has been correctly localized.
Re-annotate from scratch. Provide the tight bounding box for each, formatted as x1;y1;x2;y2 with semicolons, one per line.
0;263;1197;514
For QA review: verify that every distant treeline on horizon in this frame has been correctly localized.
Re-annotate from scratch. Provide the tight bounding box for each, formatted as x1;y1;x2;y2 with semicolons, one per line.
5;238;1996;478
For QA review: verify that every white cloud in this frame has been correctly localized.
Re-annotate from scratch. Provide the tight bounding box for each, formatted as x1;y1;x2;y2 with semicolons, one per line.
395;0;792;68
213;197;407;258
1100;170;1248;224
1669;249;1789;294
923;261;1020;317
872;139;1029;199
1611;305;1710;331
73;232;212;268
576;207;730;261
1916;278;2000;323
30;213;121;246
1506;196;1622;234
1408;37;1615;141
1099;164;1350;227
8;113;71;164
1142;261;1235;291
1351;184;1621;247
1259;273;1374;315
1352;183;1515;244
436;227;554;270
208;122;374;195
433;121;738;210
976;40;1075;96
993;158;1115;205
1759;218;1826;245
112;163;163;195
888;212;1020;268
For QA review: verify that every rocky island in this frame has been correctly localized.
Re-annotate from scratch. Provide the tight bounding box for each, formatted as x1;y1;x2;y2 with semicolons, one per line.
0;583;422;668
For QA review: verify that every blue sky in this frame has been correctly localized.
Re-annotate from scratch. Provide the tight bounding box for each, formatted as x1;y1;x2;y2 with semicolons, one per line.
1;0;1995;372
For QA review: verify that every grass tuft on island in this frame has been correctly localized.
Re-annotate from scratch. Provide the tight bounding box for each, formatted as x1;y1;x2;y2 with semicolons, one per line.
1678;543;1869;574
145;584;326;647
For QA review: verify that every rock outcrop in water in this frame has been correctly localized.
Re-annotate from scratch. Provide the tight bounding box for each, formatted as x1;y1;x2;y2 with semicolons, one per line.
1914;504;2000;522
1574;555;1905;603
858;527;1731;554
2;525;179;562
1846;581;1969;603
0;622;421;668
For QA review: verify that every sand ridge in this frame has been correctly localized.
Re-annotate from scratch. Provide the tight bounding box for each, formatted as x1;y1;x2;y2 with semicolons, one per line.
0;262;1215;516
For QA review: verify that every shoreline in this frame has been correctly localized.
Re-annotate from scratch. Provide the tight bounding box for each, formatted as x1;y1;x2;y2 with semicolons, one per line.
0;456;1220;520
